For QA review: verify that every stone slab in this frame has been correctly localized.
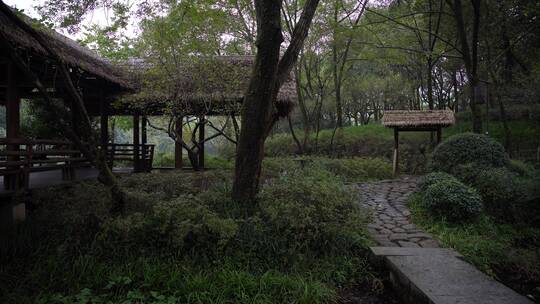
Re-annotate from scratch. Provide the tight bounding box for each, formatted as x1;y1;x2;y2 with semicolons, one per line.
371;246;461;257
372;247;533;304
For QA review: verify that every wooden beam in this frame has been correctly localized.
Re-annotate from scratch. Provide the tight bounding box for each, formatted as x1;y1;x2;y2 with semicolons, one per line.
175;117;183;169
396;127;440;132
393;127;399;177
198;116;205;169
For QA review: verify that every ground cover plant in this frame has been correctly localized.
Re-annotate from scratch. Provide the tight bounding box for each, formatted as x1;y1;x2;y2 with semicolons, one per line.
0;157;398;304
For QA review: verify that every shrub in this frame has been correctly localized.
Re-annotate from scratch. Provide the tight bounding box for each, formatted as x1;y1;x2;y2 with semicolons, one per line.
261;157;302;178
418;172;457;192
257;167;369;254
429;133;509;174
474;168;522;218
508;159;538;178
421;179;483;222
318;157;392;182
96;195;238;256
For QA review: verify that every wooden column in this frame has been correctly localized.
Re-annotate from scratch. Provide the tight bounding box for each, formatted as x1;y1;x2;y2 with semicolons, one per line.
198;116;205;169
141;115;148;171
392;127;399;177
5;62;20;190
174;117;183;169
3;62;25;222
99;93;109;148
436;127;442;144
133;114;140;172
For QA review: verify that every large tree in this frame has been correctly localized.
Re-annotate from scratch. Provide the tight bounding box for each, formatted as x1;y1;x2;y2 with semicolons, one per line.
231;0;320;202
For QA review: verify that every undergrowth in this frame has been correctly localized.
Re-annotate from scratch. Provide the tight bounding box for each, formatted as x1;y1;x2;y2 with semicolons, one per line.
0;160;387;303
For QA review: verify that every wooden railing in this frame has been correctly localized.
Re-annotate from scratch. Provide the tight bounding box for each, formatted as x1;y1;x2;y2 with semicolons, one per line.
103;143;154;171
0;138;155;191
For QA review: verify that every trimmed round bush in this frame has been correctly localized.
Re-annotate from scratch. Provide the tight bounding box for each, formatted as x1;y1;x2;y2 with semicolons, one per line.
474;167;522;217
429;133;508;174
421;179;483;222
418;172;457;192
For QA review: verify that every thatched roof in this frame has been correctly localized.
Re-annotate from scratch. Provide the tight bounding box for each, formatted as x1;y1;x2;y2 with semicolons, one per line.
0;7;132;89
118;56;297;116
382;110;455;128
0;6;297;116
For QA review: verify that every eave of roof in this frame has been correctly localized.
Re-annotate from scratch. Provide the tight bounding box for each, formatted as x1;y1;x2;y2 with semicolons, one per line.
382;110;456;128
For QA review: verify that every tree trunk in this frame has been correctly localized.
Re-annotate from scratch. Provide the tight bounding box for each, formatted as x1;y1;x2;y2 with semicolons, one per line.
332;0;343;129
451;0;483;133
294;64;310;151
232;0;283;203
427;59;434;110
232;0;320;203
287;114;303;154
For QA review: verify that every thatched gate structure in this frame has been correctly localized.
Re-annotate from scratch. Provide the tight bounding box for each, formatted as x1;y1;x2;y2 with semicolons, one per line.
382;110;456;176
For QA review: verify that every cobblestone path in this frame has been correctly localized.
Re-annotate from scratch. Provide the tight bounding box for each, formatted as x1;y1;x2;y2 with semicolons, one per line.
356;176;440;248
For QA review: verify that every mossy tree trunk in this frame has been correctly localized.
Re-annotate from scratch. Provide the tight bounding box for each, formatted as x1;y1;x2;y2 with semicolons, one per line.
232;0;320;203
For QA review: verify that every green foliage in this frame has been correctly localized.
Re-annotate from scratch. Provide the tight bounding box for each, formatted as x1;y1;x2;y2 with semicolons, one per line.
258;168;369;254
418;172;457;192
429;133;509;174
261;156;392;183
38;268;333;304
1;163;385;303
265;124;433;174
97;196;238;256
508;159;538;179
314;157;393;182
152;152;175;167
421;179;483;223
473;168;523;218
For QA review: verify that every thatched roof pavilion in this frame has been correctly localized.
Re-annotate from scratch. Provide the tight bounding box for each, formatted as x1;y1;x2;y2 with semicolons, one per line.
0;7;132;91
382;110;456;176
0;5;298;175
117;56;297;117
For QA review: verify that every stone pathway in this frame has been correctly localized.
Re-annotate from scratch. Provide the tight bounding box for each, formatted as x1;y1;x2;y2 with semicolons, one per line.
356;176;439;248
356;177;534;304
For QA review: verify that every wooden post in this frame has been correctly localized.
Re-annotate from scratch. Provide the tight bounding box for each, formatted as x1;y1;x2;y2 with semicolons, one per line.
436;127;442;144
5;62;20;190
198;116;205;169
99;92;109;148
393;127;399;177
133;114;140;172
174;117;183;169
141;115;148;171
3;62;25;222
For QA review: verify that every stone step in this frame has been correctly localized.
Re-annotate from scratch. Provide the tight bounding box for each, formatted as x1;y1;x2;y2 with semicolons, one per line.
371;247;534;304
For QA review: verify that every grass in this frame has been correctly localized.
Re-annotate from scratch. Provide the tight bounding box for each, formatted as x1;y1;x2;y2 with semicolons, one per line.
267;115;539;156
0;157;392;303
408;193;540;294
